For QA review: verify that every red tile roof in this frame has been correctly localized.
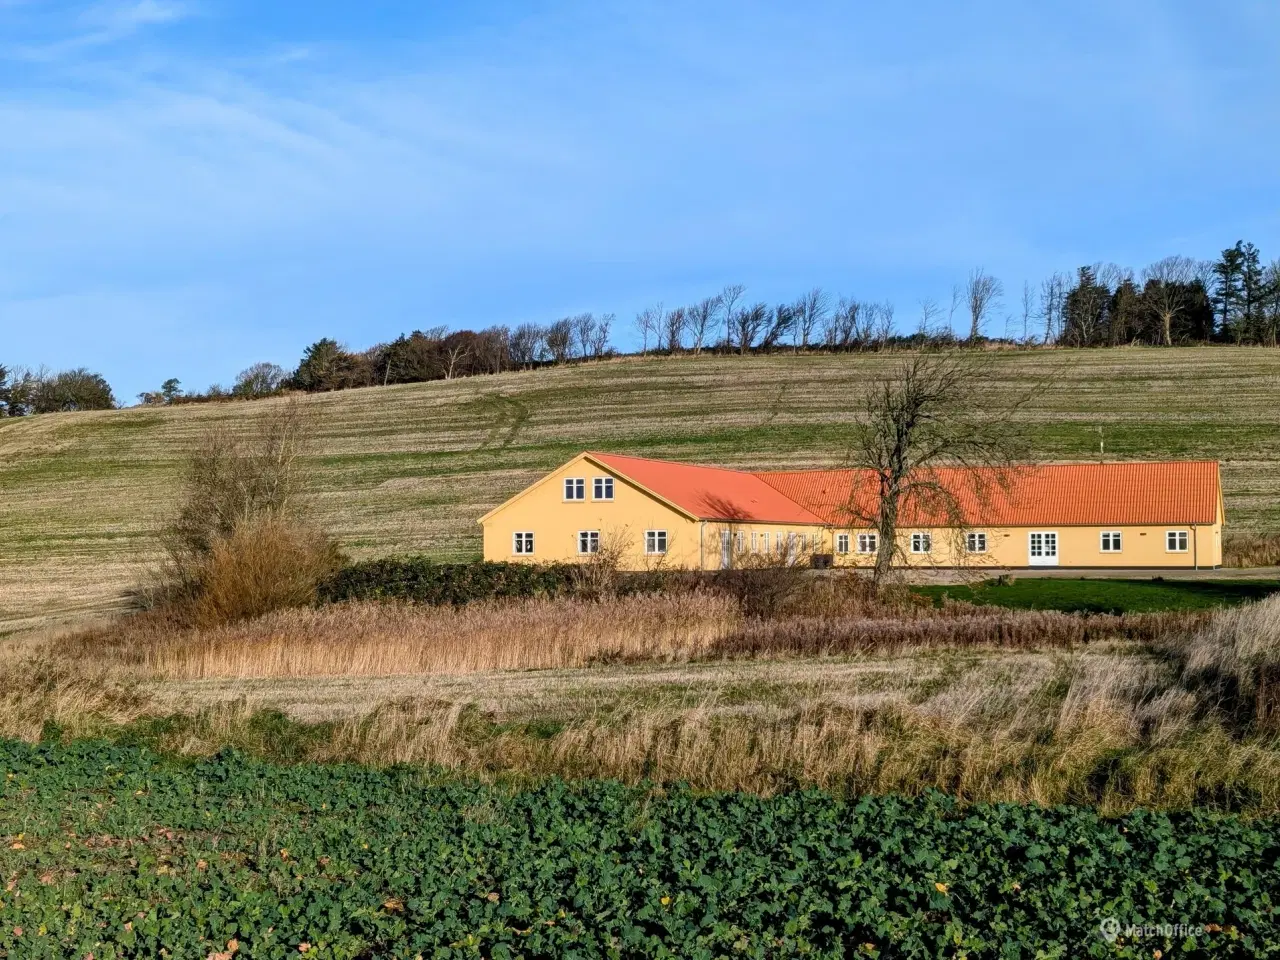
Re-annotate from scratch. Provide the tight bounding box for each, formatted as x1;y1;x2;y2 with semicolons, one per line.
588;453;825;524
590;454;1221;527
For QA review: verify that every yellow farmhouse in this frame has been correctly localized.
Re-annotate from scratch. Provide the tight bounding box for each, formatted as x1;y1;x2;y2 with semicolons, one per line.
479;452;1224;571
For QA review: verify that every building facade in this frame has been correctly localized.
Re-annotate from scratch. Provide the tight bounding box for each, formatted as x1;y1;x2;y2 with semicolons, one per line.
478;453;1224;571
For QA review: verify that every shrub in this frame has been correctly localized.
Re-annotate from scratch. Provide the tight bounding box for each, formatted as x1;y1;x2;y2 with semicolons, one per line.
318;558;582;605
189;516;344;626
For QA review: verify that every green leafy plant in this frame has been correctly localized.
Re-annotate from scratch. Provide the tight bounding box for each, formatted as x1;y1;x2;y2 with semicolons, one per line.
2;738;1277;958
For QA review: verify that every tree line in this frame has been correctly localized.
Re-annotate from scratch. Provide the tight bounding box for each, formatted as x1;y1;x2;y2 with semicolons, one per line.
3;238;1277;415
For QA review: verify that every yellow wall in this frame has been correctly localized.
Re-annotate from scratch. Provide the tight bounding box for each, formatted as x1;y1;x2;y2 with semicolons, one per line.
482;457;1224;571
481;455;702;568
826;523;1222;569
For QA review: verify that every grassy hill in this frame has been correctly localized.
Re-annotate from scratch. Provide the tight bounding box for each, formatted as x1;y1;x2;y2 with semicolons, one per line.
3;346;1279;631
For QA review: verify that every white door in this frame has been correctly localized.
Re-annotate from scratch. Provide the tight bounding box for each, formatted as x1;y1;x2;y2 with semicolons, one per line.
1028;531;1059;566
720;530;732;569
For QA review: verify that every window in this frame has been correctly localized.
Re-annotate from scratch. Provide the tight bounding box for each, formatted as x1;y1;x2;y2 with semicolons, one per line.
513;532;534;555
910;533;932;554
836;533;850;554
857;533;878;554
593;477;614;501
1029;532;1058;561
578;530;600;554
751;532;759;553
734;531;745;553
645;530;668;555
1166;530;1189;553
761;532;770;553
1100;531;1123;553
966;532;988;554
563;478;585;500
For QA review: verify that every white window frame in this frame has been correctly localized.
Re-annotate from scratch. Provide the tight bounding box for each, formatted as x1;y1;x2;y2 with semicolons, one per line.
577;530;600;555
910;532;932;555
761;532;770;553
1166;530;1189;553
1028;531;1059;566
734;531;745;553
1100;531;1123;553
645;529;668;555
835;533;850;554
512;532;534;555
857;533;877;555
965;532;988;554
563;477;585;501
592;477;614;501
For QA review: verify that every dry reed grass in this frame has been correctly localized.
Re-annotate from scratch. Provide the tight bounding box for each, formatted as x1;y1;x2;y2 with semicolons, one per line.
1181;593;1280;731
5;592;1280;814
46;589;1202;683
1224;530;1280;568
52;593;743;680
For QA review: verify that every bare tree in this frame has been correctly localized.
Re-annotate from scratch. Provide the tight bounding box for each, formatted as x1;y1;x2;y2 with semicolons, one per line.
572;313;596;359
731;302;770;355
1264;261;1280;347
718;284;746;349
1038;273;1068;344
164;397;317;565
916;298;941;338
1141;256;1198;346
590;313;614;358
1019;282;1035;344
663;306;687;353
546;318;575;363
686;296;719;355
634;303;664;355
867;301;895;350
846;351;1031;590
824;298;865;349
966;269;1003;342
793;287;829;348
758;303;795;350
509;323;545;366
947;284;963;336
442;340;473;379
476;325;511;373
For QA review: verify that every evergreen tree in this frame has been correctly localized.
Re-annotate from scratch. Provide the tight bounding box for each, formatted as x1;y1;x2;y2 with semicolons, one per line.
1212;242;1246;342
1241;242;1266;341
1108;276;1141;344
1062;267;1111;346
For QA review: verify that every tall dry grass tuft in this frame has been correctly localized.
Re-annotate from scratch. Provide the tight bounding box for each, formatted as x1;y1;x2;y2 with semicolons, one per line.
58;593;742;680
1181;594;1280;732
51;591;1204;683
188;517;343;627
711;609;1204;657
1223;531;1280;568
169;680;1275;814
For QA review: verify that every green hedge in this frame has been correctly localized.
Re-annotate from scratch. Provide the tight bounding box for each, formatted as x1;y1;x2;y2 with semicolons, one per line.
3;738;1278;958
317;557;581;605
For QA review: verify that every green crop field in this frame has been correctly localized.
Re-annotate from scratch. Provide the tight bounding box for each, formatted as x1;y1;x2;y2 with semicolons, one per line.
3;738;1277;958
3;347;1280;631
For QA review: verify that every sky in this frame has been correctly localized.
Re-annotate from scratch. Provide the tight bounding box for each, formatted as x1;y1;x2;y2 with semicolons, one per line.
2;0;1278;403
